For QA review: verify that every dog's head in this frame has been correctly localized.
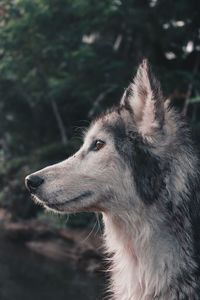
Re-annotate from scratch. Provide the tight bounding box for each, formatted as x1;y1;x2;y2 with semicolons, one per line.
25;60;176;214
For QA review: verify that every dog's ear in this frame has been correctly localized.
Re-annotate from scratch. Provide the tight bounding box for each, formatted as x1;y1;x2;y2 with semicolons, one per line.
121;59;164;136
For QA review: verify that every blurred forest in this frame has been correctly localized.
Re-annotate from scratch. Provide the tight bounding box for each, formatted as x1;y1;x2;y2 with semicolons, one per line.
0;0;200;225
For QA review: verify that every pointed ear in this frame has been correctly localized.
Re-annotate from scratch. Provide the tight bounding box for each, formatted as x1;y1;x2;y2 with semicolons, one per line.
121;59;164;136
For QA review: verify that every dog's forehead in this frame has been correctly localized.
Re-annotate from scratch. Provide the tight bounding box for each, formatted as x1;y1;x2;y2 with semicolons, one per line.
85;111;120;142
85;120;109;142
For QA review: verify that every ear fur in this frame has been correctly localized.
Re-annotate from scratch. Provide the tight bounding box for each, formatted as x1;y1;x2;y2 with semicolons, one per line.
121;59;165;136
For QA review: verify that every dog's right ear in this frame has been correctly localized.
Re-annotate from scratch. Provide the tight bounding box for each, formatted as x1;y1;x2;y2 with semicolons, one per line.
120;59;165;136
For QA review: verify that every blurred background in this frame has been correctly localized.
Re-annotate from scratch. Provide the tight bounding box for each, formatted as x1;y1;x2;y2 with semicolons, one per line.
0;0;199;299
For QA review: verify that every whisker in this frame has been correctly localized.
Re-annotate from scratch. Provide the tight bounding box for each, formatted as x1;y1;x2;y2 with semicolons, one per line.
80;218;98;244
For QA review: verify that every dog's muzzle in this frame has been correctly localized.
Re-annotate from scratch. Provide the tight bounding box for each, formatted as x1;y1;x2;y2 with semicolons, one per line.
25;174;44;193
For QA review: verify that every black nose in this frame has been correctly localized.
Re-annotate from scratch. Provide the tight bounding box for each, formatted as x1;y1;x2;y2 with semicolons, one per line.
25;175;44;193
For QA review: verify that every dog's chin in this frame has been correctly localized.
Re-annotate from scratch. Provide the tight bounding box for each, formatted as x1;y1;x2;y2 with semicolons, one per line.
31;191;97;213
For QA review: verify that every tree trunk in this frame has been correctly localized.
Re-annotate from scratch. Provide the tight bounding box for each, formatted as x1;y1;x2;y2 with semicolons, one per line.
51;99;68;145
182;53;200;116
37;65;68;146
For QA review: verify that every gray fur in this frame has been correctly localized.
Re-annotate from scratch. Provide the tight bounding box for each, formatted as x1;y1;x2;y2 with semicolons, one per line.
25;60;200;300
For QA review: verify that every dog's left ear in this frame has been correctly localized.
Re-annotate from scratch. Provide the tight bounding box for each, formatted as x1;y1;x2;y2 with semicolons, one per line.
121;59;165;136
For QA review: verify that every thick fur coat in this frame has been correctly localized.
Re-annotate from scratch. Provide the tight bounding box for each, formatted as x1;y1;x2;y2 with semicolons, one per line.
26;60;200;300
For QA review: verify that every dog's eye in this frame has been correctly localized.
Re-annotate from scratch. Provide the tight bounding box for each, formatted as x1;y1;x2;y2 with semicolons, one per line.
95;140;105;151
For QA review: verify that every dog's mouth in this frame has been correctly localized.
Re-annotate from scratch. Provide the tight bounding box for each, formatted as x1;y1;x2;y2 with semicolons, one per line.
43;190;94;211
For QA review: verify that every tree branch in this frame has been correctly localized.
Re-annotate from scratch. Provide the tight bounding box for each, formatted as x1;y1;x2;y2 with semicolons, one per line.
88;87;116;118
182;53;200;116
37;66;68;145
51;99;68;145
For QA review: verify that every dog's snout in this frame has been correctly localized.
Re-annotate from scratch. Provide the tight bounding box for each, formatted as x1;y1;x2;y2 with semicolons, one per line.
25;175;44;193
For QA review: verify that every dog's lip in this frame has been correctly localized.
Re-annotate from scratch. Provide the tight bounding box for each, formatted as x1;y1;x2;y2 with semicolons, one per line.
44;191;94;209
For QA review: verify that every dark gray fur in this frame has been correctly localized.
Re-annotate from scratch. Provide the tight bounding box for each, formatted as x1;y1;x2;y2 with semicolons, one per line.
25;60;200;299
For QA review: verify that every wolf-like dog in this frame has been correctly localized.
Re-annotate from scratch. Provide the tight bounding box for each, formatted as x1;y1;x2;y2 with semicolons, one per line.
25;59;200;300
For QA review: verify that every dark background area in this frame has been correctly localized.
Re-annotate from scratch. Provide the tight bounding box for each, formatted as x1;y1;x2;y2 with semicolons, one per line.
0;0;200;220
0;0;199;299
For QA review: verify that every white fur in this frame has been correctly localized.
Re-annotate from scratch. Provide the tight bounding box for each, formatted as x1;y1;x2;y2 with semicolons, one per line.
26;60;199;300
102;204;183;300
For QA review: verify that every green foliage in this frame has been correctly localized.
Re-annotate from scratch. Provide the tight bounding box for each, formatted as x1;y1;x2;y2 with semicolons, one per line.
0;0;199;224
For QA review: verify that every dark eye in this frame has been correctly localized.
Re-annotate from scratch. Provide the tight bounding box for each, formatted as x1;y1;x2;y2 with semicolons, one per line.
94;140;105;151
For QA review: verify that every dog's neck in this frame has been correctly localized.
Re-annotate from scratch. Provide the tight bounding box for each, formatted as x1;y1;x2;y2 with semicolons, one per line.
102;209;198;300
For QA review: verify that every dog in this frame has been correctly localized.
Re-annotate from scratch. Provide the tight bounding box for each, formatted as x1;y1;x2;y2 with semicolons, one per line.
25;59;200;300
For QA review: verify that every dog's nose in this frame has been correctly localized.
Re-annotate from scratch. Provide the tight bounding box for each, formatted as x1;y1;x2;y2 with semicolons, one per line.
25;175;44;193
